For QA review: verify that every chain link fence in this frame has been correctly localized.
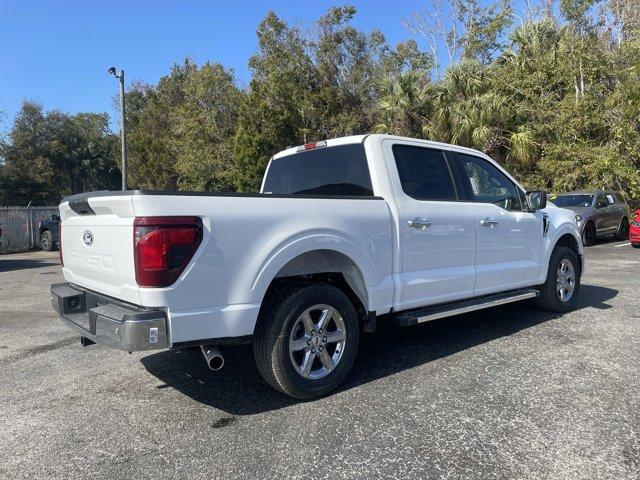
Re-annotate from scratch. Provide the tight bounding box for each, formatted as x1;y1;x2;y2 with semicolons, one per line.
0;206;60;254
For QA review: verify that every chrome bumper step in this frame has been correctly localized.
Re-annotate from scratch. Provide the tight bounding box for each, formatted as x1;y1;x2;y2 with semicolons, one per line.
392;288;539;327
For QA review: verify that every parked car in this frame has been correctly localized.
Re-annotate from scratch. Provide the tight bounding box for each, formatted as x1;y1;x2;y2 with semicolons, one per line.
38;214;60;251
630;209;640;248
551;190;631;246
51;134;584;399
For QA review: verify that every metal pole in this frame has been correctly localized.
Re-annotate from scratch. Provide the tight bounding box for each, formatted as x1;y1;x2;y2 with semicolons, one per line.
118;69;127;190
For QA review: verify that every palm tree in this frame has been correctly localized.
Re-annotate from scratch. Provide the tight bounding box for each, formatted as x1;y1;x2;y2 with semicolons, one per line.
375;71;429;137
424;60;534;165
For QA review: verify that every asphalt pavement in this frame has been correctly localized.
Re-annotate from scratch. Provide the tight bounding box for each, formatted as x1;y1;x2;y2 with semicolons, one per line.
0;240;638;479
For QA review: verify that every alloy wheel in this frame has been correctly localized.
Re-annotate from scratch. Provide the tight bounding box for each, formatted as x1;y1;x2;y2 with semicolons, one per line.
556;259;576;302
288;304;347;380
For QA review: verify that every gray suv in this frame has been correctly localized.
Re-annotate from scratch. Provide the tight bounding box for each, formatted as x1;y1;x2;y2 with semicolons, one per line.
552;190;630;246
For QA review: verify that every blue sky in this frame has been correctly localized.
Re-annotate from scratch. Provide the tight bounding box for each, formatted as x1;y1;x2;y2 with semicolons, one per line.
0;0;434;134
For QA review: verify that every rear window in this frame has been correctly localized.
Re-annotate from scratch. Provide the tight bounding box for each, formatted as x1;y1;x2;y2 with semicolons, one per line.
262;144;373;196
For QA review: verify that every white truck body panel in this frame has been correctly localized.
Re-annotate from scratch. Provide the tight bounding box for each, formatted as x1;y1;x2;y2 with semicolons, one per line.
60;193;394;343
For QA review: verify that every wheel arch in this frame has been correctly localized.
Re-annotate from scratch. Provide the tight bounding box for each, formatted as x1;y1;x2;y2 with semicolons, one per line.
251;243;376;327
550;232;582;275
618;215;629;229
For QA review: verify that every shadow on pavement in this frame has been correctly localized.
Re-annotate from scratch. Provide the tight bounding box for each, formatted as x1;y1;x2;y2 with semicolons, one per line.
140;284;617;415
0;258;59;272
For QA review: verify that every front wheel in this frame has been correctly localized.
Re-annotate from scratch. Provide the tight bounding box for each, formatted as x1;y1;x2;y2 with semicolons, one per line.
582;222;596;247
537;246;581;312
254;283;359;400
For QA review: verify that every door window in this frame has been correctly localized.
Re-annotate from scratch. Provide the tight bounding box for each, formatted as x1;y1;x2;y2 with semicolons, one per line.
392;145;457;201
453;153;523;211
595;195;608;209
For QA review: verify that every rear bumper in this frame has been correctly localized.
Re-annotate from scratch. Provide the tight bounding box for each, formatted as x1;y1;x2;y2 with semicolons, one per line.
50;283;169;351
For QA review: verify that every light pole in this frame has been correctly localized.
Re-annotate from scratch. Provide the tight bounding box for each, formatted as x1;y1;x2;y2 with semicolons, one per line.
108;67;127;190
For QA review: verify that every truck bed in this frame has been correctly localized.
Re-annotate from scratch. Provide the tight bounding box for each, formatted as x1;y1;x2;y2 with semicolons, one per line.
59;190;394;343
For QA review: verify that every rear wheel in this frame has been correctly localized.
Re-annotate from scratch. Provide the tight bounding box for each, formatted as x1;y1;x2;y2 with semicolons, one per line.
537;246;581;312
582;222;596;247
616;217;629;241
254;283;359;400
40;230;54;251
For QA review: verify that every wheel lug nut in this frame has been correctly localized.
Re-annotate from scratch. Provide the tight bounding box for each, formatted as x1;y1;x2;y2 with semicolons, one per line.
311;348;316;354
319;328;324;334
319;346;324;352
311;330;316;335
307;340;312;346
323;336;327;343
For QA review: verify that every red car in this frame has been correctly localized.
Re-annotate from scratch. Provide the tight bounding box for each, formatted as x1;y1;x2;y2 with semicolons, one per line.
631;209;640;248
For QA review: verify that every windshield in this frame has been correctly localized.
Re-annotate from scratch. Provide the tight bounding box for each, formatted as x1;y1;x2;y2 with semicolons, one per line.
262;144;373;196
553;194;593;208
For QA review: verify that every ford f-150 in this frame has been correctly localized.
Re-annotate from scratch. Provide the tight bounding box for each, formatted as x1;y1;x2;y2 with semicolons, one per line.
51;134;584;399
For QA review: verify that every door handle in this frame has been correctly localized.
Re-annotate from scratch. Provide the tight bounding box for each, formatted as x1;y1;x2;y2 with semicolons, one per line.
480;218;499;227
407;218;432;230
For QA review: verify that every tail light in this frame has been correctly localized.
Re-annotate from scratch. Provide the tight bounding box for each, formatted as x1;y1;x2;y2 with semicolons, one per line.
133;216;203;287
58;221;63;266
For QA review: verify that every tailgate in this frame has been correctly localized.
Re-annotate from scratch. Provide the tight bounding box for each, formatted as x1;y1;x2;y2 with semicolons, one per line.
59;194;140;305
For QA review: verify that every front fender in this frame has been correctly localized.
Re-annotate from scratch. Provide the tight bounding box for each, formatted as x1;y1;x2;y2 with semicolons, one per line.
542;206;584;277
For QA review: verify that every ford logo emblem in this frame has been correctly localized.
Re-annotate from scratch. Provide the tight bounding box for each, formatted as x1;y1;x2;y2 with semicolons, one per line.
82;231;94;246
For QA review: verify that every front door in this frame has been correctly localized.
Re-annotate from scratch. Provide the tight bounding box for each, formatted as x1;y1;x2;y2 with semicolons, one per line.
384;141;477;311
450;152;543;295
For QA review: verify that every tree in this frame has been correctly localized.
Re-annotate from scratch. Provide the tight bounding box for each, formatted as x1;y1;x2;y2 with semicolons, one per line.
125;59;243;191
0;101;119;205
375;71;430;137
405;0;513;77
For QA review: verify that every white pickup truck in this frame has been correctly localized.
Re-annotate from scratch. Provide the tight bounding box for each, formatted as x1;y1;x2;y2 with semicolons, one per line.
51;134;583;399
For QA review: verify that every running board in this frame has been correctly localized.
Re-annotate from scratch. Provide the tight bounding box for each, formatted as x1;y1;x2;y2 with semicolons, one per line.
392;288;539;327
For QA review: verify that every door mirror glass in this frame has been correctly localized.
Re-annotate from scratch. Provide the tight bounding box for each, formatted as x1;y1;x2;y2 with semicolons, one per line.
526;190;547;211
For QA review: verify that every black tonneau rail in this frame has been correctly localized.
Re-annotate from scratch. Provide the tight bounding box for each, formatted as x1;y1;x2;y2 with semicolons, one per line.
61;190;384;204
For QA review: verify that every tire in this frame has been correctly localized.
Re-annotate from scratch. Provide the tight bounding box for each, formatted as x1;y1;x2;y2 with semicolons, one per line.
537;246;581;312
633;244;640;249
254;282;360;400
40;230;54;251
582;222;596;247
615;217;629;241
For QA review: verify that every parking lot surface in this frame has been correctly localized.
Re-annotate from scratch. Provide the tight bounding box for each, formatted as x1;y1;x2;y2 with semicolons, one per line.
0;241;638;479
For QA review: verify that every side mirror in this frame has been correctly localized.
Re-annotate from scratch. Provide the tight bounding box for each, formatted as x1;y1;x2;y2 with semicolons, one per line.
526;190;547;212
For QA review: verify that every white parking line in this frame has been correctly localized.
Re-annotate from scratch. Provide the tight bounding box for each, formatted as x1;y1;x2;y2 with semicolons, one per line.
614;242;631;247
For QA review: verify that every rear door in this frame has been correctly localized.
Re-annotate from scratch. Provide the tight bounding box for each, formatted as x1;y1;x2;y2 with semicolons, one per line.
606;193;624;230
594;194;611;232
59;194;140;304
383;140;477;310
450;152;543;294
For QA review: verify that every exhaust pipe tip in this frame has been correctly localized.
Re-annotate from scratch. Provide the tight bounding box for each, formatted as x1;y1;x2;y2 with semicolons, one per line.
208;355;224;371
200;345;224;371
